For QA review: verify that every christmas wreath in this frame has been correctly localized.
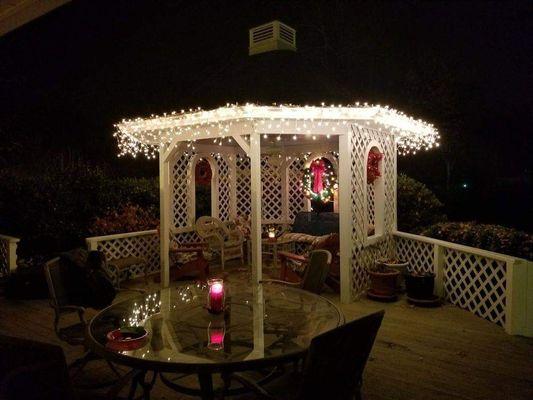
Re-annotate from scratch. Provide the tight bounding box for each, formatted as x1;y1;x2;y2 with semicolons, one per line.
301;158;338;203
367;150;383;184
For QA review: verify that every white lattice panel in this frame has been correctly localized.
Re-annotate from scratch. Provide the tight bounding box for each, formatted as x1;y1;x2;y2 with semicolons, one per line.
367;183;375;228
288;158;306;222
444;249;507;326
236;156;251;218
215;155;232;221
0;240;8;277
261;155;283;222
172;230;201;244
96;233;160;279
172;153;194;228
349;126;397;295
395;237;435;274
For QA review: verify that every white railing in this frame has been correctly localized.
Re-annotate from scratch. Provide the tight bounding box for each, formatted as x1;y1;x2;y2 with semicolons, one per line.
0;234;20;277
394;230;533;337
85;228;201;279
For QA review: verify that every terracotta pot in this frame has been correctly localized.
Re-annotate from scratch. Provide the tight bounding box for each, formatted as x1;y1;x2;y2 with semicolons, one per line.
368;269;400;297
379;260;409;292
406;273;435;300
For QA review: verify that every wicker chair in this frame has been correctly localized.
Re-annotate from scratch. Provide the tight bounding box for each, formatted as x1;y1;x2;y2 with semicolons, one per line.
195;216;244;269
232;310;385;400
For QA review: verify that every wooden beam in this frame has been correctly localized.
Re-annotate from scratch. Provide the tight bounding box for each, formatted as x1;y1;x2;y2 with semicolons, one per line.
163;139;185;163
338;132;352;303
159;147;171;288
232;134;250;155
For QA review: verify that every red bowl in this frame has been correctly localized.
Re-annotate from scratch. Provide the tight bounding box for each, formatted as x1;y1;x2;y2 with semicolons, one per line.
106;328;149;351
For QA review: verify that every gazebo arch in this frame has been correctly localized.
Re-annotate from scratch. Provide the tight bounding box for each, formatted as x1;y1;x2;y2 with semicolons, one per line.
115;104;439;303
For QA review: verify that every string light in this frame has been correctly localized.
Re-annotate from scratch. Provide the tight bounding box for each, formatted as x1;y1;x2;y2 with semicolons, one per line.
114;103;439;158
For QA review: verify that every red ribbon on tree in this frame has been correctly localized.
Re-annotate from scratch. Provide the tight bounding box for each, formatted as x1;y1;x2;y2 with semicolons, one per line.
367;150;383;184
311;159;326;193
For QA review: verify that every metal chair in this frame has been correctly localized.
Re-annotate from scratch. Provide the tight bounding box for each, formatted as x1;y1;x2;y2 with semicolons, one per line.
43;257;130;386
262;249;332;295
195;216;244;269
233;310;385;400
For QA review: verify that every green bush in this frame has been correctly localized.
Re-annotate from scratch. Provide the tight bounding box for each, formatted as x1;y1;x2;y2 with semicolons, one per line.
397;174;447;232
0;167;158;257
420;222;533;260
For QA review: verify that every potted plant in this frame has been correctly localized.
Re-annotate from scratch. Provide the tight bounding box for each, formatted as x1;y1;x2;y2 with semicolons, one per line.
367;262;400;301
377;258;409;292
405;271;436;300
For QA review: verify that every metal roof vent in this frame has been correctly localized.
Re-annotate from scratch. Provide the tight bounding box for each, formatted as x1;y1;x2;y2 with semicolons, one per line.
249;20;296;56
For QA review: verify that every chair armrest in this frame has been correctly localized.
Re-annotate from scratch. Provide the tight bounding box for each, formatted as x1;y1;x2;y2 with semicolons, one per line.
277;251;308;263
260;279;300;287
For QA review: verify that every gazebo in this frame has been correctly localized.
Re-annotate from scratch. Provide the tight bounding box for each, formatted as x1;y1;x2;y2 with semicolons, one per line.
115;103;439;303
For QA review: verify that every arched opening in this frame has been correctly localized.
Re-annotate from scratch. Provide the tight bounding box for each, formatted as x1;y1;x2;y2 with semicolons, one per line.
366;145;384;241
194;158;213;221
308;157;336;213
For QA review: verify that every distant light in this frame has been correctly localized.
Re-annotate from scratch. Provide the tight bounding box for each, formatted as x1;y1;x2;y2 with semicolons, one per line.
462;183;468;189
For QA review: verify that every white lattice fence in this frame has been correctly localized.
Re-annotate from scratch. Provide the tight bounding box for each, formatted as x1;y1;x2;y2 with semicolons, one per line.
261;155;283;222
395;236;435;274
215;155;232;221
367;183;375;228
172;153;194;228
393;231;532;336
444;248;507;326
348;126;397;295
288;157;305;222
86;231;160;279
236;155;251;218
0;234;19;277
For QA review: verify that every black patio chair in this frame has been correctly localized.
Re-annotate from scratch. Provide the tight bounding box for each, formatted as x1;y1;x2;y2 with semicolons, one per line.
232;310;385;400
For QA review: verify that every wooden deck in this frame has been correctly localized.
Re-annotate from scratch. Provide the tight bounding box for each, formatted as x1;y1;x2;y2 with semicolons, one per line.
1;267;532;400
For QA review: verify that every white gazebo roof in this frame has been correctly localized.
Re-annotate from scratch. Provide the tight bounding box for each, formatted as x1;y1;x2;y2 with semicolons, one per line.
114;103;439;158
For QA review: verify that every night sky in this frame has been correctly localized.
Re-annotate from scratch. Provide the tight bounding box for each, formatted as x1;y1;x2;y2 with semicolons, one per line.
1;0;532;230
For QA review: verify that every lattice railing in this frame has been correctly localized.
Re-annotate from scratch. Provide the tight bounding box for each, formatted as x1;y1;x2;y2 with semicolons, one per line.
261;155;283;222
86;231;160;279
288;157;305;222
0;234;20;277
393;231;532;336
215;155;232;221
367;183;375;229
236;155;251;218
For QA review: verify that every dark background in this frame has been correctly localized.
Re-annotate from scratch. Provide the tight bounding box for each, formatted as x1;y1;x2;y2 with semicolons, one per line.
1;0;531;232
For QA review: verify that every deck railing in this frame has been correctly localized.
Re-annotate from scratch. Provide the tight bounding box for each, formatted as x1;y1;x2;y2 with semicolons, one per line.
84;228;532;336
0;234;20;277
394;230;532;336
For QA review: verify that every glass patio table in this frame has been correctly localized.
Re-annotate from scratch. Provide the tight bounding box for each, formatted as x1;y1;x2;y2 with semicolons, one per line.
87;280;343;399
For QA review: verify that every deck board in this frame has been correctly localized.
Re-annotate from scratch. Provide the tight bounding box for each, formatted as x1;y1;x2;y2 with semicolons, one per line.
1;267;531;400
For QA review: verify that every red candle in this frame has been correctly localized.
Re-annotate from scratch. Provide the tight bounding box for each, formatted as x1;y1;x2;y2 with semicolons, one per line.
207;279;225;314
207;322;225;350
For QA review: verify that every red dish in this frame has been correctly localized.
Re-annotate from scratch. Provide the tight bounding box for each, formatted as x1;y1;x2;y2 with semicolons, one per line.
106;328;149;351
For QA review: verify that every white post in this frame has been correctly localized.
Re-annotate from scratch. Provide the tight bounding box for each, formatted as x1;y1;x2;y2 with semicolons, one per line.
505;259;529;336
249;132;262;284
338;132;352;303
86;238;98;252
159;147;171;288
434;244;445;298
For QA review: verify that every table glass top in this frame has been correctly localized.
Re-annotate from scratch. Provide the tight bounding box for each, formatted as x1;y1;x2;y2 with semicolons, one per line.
89;281;343;367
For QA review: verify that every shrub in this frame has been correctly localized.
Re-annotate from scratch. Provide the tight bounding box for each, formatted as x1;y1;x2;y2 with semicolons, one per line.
90;204;159;236
0;166;158;257
420;222;533;260
397;174;447;232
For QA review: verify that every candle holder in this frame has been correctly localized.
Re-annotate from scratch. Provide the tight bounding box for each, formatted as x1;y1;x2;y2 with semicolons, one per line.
207;321;225;351
267;226;277;242
207;278;225;314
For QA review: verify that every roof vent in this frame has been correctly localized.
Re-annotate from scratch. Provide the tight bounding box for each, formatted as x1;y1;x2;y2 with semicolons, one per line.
249;20;296;56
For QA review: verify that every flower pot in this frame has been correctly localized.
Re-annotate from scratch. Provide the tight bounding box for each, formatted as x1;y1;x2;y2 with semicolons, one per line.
368;268;400;297
378;260;409;293
405;273;435;300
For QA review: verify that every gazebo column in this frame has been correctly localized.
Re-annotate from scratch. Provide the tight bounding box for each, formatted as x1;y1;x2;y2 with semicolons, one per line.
338;132;352;303
249;133;262;284
159;146;171;288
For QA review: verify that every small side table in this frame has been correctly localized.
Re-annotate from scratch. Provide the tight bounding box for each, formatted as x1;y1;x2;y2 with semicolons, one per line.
261;238;294;268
